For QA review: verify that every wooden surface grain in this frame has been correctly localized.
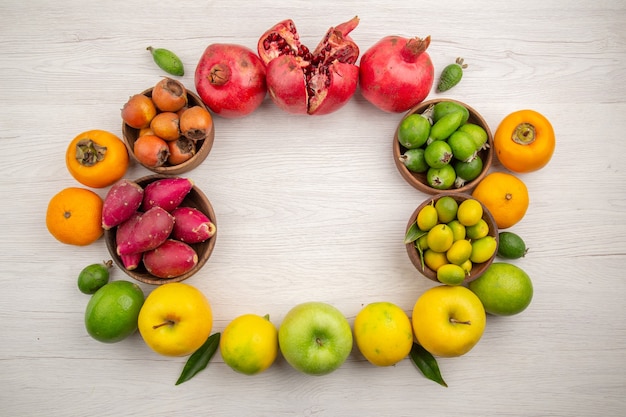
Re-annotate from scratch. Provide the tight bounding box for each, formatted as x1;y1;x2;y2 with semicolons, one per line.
1;0;625;416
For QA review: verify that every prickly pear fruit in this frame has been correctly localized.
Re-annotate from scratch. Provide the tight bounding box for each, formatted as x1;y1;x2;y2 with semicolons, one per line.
102;179;144;230
147;46;184;76
116;207;174;256
171;207;216;244
141;177;193;212
143;239;198;278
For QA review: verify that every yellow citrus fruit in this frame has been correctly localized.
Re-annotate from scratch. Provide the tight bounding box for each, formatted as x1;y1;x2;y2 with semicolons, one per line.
456;198;483;227
446;239;473;265
417;204;438;231
220;313;278;375
353;302;413;366
424;249;449;272
46;187;103;246
470;236;498;263
426;224;454;253
472;172;529;229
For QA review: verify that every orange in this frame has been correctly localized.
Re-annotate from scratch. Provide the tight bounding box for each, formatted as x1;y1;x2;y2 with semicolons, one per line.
66;130;129;188
46;187;104;246
472;172;529;229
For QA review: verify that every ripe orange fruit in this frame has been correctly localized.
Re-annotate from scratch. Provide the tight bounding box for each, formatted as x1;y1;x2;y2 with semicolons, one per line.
46;187;104;246
472;172;529;229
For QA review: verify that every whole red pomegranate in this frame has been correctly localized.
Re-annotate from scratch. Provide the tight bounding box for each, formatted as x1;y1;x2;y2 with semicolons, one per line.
257;16;360;116
195;43;267;118
359;36;434;113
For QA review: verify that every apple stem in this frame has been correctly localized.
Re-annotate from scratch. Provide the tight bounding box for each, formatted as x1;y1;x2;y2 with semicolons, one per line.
449;318;471;325
153;319;176;330
316;337;324;347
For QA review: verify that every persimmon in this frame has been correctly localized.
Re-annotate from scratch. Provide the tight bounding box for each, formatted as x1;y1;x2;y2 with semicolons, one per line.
472;172;529;229
494;110;555;173
150;112;180;141
46;187;103;246
122;94;157;129
65;130;129;188
152;77;187;112
133;134;169;168
180;106;213;141
167;137;196;165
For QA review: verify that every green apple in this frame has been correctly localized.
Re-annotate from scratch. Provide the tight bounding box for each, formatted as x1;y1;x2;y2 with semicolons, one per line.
278;302;353;375
412;285;486;357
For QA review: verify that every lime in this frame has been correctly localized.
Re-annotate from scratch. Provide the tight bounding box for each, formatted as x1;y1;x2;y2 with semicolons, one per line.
427;165;456;190
427;224;454;253
470;236;497;263
458;123;488;150
447;220;466;241
400;148;429;173
424;249;448;272
460;259;473;274
468;262;533;316
498;232;528;259
397;114;431;149
454;156;483;188
417;204;438;231
424;140;453;168
457;199;483;226
435;196;458;223
77;261;112;294
437;263;466;286
448;131;477;162
465;218;489;240
446;239;473;265
220;313;278;375
85;280;145;343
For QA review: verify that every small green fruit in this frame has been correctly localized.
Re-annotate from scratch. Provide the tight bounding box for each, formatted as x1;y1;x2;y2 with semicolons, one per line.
498;232;528;259
469;262;533;316
77;260;112;295
437;57;468;92
147;46;184;76
85;281;145;343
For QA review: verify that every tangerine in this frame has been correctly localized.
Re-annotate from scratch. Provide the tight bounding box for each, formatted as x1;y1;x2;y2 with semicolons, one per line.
472;172;529;229
46;187;104;246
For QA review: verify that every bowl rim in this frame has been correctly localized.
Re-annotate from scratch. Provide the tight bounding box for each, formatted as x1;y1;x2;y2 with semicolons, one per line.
393;98;494;195
104;174;217;285
121;87;214;175
404;192;499;283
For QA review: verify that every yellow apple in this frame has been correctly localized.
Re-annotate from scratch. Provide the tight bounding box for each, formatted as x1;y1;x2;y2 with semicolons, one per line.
138;282;212;356
412;285;485;357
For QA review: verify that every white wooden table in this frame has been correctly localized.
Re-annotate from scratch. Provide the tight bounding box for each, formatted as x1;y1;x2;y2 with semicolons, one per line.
1;1;625;415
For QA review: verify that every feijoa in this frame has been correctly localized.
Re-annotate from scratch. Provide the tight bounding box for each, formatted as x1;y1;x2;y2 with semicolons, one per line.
497;232;528;259
78;260;112;295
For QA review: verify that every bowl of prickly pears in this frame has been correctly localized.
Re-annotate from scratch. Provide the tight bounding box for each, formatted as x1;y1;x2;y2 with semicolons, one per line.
121;78;215;175
393;99;493;194
405;192;498;284
103;174;217;285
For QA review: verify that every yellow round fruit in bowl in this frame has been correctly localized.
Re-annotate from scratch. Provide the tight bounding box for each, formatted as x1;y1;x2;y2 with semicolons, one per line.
138;282;212;356
220;313;278;375
353;302;413;366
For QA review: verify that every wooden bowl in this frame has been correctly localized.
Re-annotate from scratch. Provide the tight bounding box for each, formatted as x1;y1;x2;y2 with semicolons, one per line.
405;192;498;283
104;174;217;285
393;98;493;194
122;88;214;175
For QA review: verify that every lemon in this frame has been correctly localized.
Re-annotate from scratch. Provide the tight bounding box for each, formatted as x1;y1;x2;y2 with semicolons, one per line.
469;262;533;316
426;224;454;253
446;239;473;265
470;236;498;263
220;313;278;375
437;263;466;286
447;220;466;241
354;302;413;366
424;249;449;272
465;218;490;240
417;204;438;231
457;198;483;226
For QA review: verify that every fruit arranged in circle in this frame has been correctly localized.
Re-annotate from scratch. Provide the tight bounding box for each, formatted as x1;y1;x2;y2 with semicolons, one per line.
468;262;533;316
353;302;413;367
220;313;278;375
65;130;129;188
494;109;555;173
84;280;145;343
46;187;103;246
278;301;353;376
412;285;486;357
472;172;529;229
77;260;112;294
497;231;528;259
138;282;213;356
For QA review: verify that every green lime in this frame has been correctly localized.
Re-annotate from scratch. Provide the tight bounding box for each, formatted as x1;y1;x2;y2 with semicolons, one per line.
446;239;473;265
465;218;489;240
458;123;488;150
454;156;483;188
427;224;454;253
417;204;438;231
78;261;112;295
457;199;483;226
435;196;458;223
427;165;456;190
437;263;466;286
400;148;428;173
447;220;466;241
432;101;470;125
497;232;528;259
85;281;145;343
470;236;497;263
468;262;533;316
424;140;453;168
448;131;477;162
397;114;431;149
